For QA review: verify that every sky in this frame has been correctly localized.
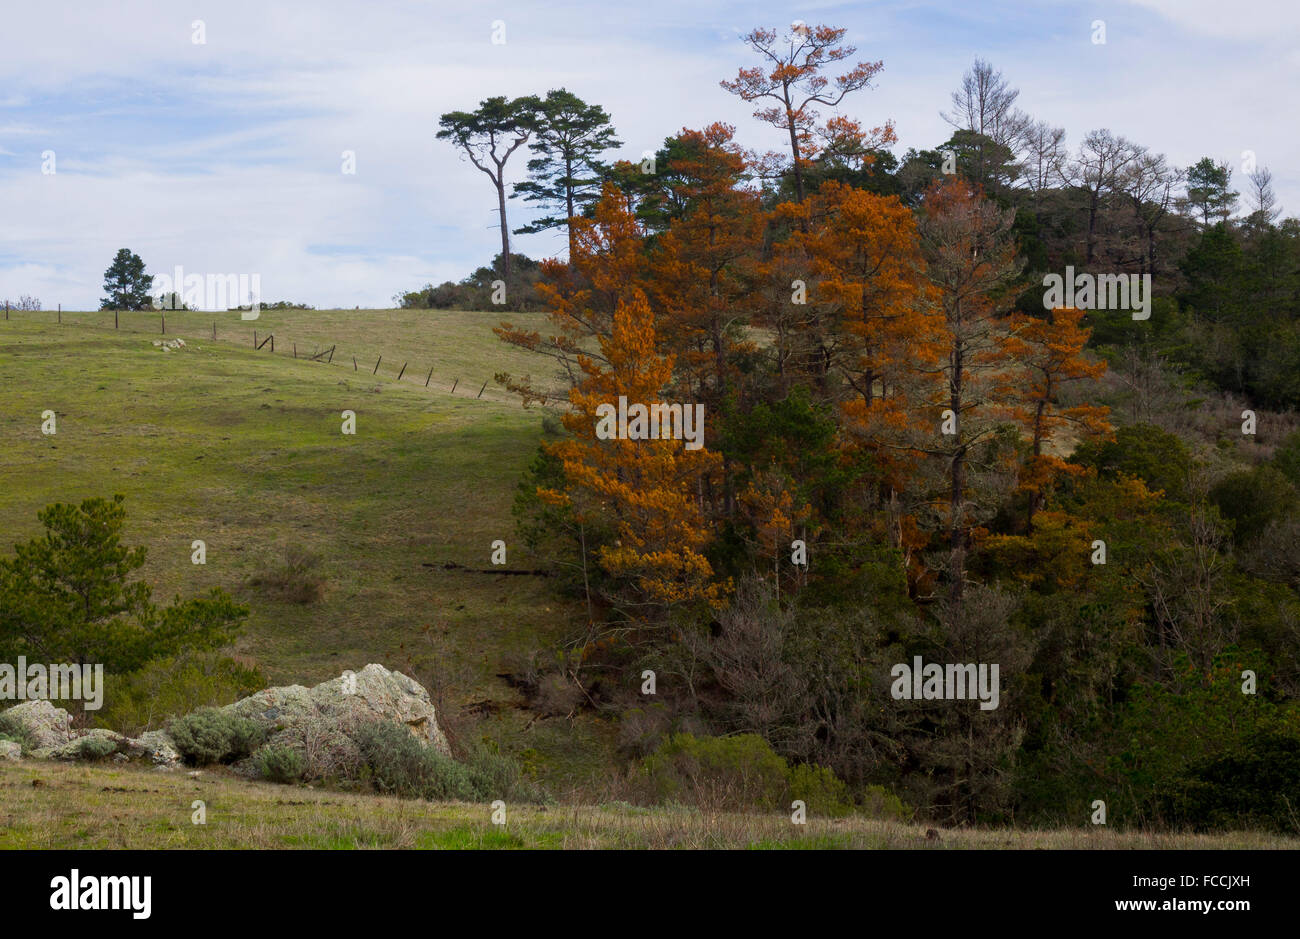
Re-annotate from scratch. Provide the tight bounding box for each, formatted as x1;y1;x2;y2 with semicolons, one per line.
1;0;1297;310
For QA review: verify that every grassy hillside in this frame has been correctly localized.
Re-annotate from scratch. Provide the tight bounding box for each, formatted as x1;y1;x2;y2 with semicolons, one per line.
2;760;1293;850
0;307;615;790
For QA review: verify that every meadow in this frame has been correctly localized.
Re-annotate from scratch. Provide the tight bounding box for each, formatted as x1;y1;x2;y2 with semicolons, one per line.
0;307;615;792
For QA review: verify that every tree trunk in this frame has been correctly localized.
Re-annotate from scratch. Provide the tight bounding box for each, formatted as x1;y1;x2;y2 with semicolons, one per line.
496;176;512;282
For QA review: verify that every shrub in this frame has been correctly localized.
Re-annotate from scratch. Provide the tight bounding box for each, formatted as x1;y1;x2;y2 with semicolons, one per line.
857;784;912;821
249;545;326;604
461;740;548;803
639;733;789;811
1075;424;1192;502
168;707;266;765
0;710;34;753
93;652;265;737
787;762;853;818
73;736;120;762
1209;465;1298;545
257;745;306;784
352;720;477;802
1160;733;1300;833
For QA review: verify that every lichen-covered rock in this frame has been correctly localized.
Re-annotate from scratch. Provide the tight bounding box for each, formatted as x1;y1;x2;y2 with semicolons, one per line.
2;701;74;751
49;728;125;761
223;663;449;757
126;730;182;768
0;740;21;761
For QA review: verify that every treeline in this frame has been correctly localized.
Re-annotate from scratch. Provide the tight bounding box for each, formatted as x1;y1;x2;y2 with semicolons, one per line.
464;28;1299;829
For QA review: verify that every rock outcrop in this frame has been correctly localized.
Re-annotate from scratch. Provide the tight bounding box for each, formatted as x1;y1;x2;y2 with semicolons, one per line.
223;663;450;759
0;664;447;772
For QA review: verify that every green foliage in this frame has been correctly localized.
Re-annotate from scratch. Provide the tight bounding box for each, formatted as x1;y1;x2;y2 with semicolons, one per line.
1160;733;1300;833
1075;424;1191;502
0;710;35;753
1106;652;1284;825
1209;465;1298;544
353;720;477;801
72;735;120;762
512;88;622;238
638;732;867;817
257;745;306;784
100;248;154;311
168;707;267;766
1272;431;1300;489
0;496;248;677
640;733;789;811
786;762;853;817
93;652;266;737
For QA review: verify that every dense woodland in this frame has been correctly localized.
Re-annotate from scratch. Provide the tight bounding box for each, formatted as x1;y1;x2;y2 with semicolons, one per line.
424;26;1300;829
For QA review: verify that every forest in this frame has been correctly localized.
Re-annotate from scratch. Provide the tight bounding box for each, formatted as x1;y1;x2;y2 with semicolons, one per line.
425;25;1300;830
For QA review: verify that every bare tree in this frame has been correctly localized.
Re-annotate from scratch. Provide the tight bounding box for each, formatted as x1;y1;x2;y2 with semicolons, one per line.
942;57;1031;188
1245;165;1283;229
1120;150;1182;277
1065;129;1145;265
1017;120;1067;210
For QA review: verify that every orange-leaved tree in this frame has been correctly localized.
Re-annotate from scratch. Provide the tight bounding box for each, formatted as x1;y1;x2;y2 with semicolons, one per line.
538;289;728;619
915;177;1025;598
721;24;890;206
1002;306;1112;528
495;182;647;405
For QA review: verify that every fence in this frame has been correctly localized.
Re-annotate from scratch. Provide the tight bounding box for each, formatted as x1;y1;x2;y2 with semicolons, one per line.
1;306;503;401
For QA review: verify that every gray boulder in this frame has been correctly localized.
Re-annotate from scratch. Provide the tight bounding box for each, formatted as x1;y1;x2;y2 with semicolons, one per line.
3;700;75;752
223;663;450;758
0;740;21;761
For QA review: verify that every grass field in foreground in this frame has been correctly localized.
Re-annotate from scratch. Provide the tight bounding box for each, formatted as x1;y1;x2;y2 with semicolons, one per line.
0;308;614;790
2;760;1293;850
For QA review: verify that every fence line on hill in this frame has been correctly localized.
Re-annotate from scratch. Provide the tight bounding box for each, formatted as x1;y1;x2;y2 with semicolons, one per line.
2;307;505;402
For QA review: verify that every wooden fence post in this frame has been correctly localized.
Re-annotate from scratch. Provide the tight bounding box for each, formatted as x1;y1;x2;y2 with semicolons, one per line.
373;355;382;375
58;304;61;323
397;362;407;382
477;380;488;398
353;356;357;371
425;367;433;388
451;378;458;394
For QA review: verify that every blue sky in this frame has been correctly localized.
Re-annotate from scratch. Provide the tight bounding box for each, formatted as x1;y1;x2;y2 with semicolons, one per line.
2;0;1297;310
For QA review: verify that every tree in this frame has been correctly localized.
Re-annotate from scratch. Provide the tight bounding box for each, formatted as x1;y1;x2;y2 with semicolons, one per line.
1244;165;1282;231
1002;307;1111;526
100;248;154;311
512;89;622;258
1184;157;1239;228
0;496;248;679
1065;129;1144;265
539;290;727;618
916;178;1025;597
1017;121;1067;210
1120;150;1182;278
437;96;540;282
721;24;891;205
942;57;1030;192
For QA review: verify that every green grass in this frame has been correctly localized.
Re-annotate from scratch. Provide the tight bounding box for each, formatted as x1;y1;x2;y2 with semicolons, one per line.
1;760;1293;850
0;307;607;783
